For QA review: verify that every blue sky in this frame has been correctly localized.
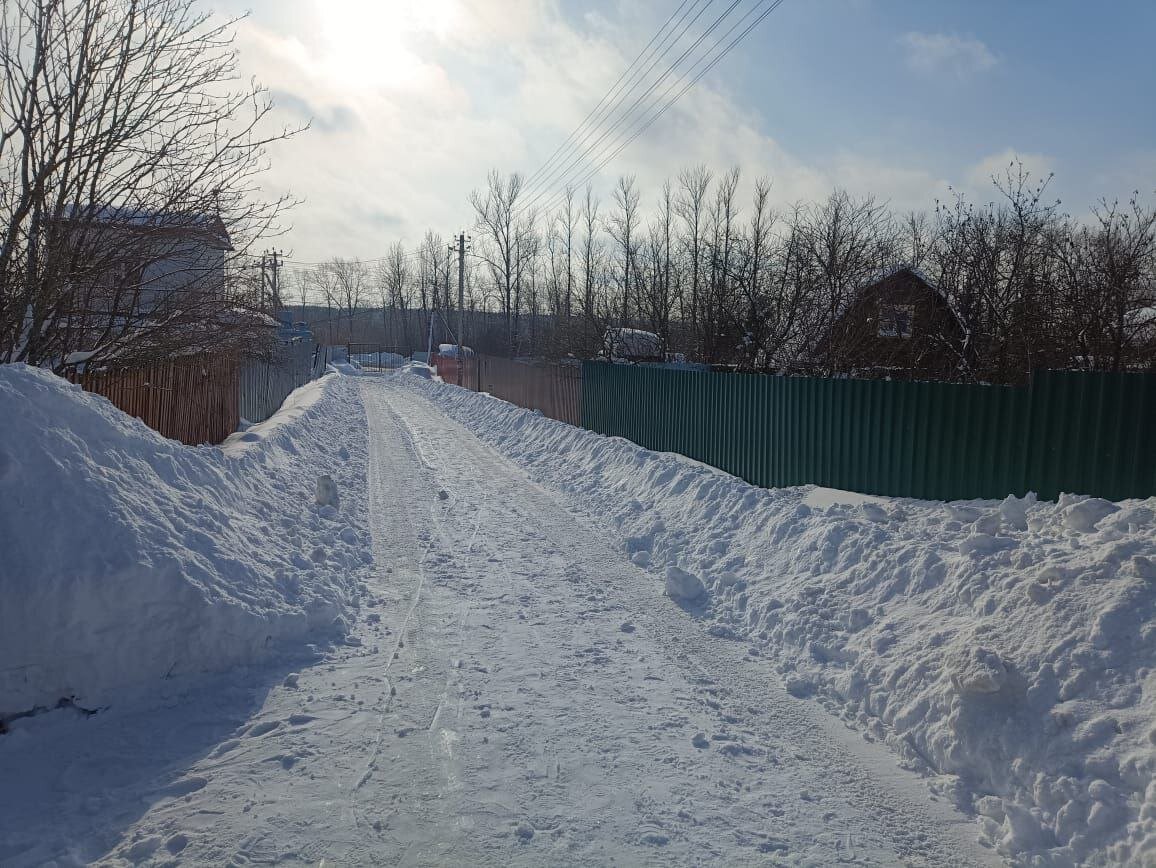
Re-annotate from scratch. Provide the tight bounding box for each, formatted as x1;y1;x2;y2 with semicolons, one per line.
711;0;1156;194
224;0;1156;261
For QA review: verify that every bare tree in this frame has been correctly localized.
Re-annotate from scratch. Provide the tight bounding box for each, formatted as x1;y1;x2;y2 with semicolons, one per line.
733;177;774;369
702;167;741;363
1052;195;1156;372
676;165;712;356
471;170;532;355
306;262;340;344
0;0;301;369
639;180;676;352
795;189;896;373
329;258;366;343
438;161;1152;378
931;164;1063;382
378;241;411;348
607;175;641;328
292;268;311;322
579;184;604;356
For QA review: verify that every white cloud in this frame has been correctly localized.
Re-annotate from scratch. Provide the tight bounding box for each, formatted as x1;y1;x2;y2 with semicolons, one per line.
230;1;972;260
899;32;998;78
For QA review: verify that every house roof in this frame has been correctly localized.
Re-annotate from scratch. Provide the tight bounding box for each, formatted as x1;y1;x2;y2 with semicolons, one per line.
854;264;965;331
54;204;233;250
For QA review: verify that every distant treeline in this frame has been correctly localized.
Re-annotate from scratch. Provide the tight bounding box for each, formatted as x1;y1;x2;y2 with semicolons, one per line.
288;162;1155;384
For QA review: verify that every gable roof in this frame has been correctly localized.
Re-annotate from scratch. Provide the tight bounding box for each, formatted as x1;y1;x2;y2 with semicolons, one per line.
54;204;233;251
851;264;965;330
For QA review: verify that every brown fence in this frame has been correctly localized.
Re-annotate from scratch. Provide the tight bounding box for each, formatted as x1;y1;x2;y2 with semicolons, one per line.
67;353;241;445
470;355;583;427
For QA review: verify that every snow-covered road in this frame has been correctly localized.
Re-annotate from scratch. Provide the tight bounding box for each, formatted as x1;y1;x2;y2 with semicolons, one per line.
1;375;997;865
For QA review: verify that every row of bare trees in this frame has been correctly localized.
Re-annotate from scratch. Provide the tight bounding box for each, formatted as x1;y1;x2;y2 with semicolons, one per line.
468;163;1156;383
295;162;1154;384
0;0;298;371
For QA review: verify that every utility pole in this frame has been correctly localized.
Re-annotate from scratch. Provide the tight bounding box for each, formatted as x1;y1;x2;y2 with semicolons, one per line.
456;232;469;385
259;249;282;315
270;249;282;315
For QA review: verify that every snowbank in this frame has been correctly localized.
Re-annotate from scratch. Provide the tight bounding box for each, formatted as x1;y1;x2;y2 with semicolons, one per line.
221;374;332;456
399;361;436;380
400;376;1156;867
0;365;371;718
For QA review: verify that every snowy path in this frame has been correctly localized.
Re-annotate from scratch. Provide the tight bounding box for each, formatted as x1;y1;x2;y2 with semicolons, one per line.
1;375;997;865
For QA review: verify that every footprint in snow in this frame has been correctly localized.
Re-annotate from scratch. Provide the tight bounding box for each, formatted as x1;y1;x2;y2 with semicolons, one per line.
158;776;208;798
122;835;163;863
246;720;281;738
264;754;298;769
758;838;789;854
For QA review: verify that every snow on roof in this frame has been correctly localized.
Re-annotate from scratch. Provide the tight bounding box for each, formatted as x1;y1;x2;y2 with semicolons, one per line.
437;343;474;358
604;327;663;360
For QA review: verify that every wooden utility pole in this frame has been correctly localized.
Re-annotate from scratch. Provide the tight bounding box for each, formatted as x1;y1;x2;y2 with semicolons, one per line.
270;250;282;312
259;249;282;314
456;232;468;385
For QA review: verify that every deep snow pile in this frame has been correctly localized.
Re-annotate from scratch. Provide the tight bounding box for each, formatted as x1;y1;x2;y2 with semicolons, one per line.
400;372;1156;867
0;366;371;718
220;374;330;455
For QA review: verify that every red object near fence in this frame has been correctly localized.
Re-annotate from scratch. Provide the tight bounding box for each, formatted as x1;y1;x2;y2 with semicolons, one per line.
431;353;462;384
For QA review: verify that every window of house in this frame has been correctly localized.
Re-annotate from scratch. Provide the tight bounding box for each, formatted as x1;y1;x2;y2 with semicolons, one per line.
878;303;914;338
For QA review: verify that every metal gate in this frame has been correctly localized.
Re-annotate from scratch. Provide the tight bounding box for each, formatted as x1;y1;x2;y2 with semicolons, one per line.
347;344;408;371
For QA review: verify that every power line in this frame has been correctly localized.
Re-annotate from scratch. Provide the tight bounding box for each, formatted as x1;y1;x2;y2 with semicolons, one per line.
533;0;787;218
246;247;431;269
524;0;764;217
520;0;737;213
521;0;707;195
278;252;422;268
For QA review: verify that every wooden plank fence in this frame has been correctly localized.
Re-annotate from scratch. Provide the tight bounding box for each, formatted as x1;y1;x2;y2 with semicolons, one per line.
66;342;331;446
67;353;240;445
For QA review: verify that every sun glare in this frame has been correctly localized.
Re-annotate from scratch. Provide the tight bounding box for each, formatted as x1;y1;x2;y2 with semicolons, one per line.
317;0;458;90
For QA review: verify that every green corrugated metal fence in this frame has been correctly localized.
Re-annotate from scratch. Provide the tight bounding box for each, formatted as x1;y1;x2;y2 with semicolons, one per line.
580;362;1156;501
